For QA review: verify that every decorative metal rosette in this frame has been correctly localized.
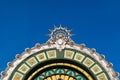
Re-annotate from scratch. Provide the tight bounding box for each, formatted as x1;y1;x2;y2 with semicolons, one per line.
0;25;119;80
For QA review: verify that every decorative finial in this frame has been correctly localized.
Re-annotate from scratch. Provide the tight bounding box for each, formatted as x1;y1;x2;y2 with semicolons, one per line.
47;25;74;51
48;25;73;39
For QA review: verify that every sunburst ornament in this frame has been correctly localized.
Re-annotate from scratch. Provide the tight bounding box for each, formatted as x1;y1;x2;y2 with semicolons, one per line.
47;25;74;51
48;25;73;39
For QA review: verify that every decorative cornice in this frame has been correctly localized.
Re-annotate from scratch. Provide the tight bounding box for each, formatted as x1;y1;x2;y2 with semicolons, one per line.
0;25;119;80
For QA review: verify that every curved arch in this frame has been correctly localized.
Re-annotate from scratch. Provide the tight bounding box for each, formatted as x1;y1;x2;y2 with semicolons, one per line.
1;26;119;80
25;59;95;80
9;49;110;80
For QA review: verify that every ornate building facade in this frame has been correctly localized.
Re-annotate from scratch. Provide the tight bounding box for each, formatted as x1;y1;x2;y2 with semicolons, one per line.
1;26;119;80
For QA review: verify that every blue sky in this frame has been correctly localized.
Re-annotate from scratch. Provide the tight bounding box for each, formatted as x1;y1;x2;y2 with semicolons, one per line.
0;0;120;78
